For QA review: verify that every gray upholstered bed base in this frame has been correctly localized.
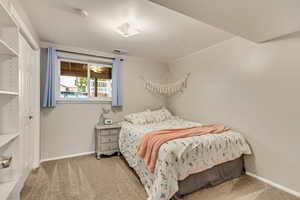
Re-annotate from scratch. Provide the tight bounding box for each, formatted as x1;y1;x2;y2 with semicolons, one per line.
172;157;245;200
120;155;244;200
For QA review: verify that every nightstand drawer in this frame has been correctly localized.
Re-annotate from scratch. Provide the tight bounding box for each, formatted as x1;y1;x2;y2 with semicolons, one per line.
100;129;112;136
112;129;120;134
101;135;118;143
100;129;120;136
101;143;118;151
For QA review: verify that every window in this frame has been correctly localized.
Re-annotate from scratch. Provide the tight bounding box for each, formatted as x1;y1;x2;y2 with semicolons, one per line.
58;59;112;102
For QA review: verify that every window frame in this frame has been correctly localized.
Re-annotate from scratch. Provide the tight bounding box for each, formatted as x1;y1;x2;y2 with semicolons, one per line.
56;58;113;104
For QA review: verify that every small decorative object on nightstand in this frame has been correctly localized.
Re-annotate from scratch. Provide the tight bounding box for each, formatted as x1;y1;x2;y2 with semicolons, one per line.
97;107;111;126
95;123;121;159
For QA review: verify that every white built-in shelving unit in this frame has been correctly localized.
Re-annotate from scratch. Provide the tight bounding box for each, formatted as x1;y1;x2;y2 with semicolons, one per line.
0;1;39;199
0;0;21;199
0;40;18;56
0;91;18;96
0;133;19;148
0;180;18;200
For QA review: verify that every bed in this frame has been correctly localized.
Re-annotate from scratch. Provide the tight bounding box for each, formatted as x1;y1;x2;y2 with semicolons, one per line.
119;114;251;200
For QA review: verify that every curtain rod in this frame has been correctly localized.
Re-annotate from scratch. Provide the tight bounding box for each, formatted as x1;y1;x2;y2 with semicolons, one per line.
56;50;124;61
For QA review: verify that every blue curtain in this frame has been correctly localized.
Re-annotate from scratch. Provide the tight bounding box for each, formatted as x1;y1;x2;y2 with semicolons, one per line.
42;48;57;108
112;58;123;107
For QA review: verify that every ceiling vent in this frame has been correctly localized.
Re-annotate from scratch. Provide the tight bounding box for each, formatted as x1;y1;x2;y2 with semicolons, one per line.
113;49;128;55
74;8;88;17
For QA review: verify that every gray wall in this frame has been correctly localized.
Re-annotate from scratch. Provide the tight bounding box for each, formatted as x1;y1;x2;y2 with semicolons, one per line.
167;34;300;193
41;57;168;160
40;33;300;193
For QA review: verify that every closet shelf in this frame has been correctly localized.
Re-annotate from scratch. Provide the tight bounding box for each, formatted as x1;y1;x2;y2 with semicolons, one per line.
0;133;19;148
0;180;18;200
0;39;18;57
0;90;18;96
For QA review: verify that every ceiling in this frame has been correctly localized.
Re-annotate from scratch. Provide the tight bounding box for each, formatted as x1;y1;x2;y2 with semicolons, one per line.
150;0;300;42
19;0;233;62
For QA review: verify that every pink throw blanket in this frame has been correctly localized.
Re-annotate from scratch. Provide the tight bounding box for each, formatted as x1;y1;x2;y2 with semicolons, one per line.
137;124;229;173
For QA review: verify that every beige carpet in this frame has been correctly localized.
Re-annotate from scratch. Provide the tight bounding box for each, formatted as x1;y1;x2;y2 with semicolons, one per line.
21;155;299;200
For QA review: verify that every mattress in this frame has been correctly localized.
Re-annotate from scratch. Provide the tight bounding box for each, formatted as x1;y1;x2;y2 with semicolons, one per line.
119;118;251;200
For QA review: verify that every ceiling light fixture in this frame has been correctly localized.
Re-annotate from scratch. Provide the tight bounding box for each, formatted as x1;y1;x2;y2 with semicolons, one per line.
90;66;104;73
116;22;140;37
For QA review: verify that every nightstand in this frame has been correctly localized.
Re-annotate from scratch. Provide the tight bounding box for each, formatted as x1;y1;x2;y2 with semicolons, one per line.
95;123;121;159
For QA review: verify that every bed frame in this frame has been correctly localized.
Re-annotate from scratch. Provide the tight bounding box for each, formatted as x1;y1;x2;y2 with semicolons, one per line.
173;157;244;200
120;155;245;200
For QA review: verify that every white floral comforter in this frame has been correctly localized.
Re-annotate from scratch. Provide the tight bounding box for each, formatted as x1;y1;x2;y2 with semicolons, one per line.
119;118;251;200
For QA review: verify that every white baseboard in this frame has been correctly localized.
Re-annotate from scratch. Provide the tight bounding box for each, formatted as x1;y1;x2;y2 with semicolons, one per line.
40;151;95;163
246;172;300;198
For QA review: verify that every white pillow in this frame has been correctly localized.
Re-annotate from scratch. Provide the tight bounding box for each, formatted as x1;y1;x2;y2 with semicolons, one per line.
147;108;173;123
124;110;151;125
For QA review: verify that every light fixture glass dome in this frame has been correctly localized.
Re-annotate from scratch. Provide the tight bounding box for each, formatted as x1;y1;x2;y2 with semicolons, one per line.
116;22;140;37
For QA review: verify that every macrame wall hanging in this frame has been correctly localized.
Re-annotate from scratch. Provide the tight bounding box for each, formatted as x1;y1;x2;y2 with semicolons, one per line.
141;73;190;96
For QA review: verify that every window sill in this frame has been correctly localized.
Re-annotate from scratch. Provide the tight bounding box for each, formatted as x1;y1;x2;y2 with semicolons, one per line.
56;98;112;104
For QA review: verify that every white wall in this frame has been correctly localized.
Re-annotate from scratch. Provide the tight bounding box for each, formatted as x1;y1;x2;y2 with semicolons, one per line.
167;33;300;194
40;46;168;160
